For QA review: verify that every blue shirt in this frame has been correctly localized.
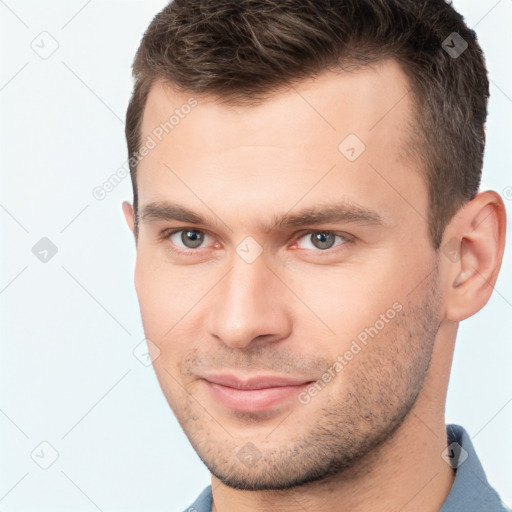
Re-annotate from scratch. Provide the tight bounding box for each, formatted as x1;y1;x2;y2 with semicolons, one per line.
182;424;510;512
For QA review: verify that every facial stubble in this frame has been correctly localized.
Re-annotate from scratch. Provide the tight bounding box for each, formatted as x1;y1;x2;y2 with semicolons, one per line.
159;261;442;491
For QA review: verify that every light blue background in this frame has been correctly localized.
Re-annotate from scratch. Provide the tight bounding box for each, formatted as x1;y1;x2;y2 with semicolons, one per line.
0;1;510;510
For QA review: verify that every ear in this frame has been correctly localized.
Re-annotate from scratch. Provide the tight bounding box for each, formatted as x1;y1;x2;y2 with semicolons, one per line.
441;190;506;322
122;201;135;235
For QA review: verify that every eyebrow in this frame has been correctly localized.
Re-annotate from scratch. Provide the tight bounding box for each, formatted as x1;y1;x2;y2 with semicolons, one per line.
138;200;386;232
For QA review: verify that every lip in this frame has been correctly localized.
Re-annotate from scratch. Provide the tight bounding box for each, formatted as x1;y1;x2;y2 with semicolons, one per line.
201;374;314;412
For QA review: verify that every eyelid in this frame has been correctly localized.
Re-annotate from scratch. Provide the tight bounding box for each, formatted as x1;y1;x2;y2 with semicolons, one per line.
291;230;353;252
293;229;354;242
162;227;216;253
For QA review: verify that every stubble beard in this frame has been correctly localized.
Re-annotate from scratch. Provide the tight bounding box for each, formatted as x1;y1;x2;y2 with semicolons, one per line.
168;263;442;491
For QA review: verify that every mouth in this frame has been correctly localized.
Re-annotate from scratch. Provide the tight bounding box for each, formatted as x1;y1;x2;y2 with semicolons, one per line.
201;374;314;413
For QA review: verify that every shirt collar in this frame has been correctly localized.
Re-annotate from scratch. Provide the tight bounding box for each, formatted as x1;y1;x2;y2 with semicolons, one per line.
439;423;509;511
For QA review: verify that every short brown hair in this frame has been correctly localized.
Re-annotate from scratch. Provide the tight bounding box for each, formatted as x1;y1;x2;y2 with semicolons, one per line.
125;0;489;248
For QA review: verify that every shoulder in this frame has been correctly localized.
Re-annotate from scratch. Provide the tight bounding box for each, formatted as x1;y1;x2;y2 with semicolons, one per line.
440;424;511;512
179;485;212;512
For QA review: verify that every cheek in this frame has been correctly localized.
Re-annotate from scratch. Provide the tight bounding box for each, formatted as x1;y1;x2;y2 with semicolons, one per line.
134;252;210;369
134;248;193;327
284;259;404;341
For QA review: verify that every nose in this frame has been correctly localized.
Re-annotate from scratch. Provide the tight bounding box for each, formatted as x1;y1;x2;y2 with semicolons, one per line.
204;251;293;349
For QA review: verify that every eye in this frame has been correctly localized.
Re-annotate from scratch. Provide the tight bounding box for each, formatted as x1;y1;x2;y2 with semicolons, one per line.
167;229;210;250
161;228;351;256
295;231;350;251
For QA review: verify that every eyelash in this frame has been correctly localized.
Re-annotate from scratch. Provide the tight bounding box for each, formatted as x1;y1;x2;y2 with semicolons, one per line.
160;227;353;257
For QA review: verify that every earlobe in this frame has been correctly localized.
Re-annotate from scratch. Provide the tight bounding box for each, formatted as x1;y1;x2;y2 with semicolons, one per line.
443;191;506;322
122;201;135;234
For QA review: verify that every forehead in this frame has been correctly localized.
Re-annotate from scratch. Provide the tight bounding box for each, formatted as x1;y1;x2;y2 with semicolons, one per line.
140;57;414;144
136;58;426;233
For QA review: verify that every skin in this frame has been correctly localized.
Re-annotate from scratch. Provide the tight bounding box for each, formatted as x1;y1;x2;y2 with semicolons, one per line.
122;58;506;512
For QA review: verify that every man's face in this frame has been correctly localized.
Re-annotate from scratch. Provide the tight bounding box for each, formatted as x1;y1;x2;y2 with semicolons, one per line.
126;58;444;489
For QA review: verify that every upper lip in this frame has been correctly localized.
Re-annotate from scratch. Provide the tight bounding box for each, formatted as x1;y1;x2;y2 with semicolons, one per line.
202;373;313;390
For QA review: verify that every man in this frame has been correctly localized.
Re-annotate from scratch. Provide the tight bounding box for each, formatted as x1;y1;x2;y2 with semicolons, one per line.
121;0;510;510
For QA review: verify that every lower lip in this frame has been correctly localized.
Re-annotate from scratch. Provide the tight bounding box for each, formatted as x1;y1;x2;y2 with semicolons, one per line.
203;380;312;413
